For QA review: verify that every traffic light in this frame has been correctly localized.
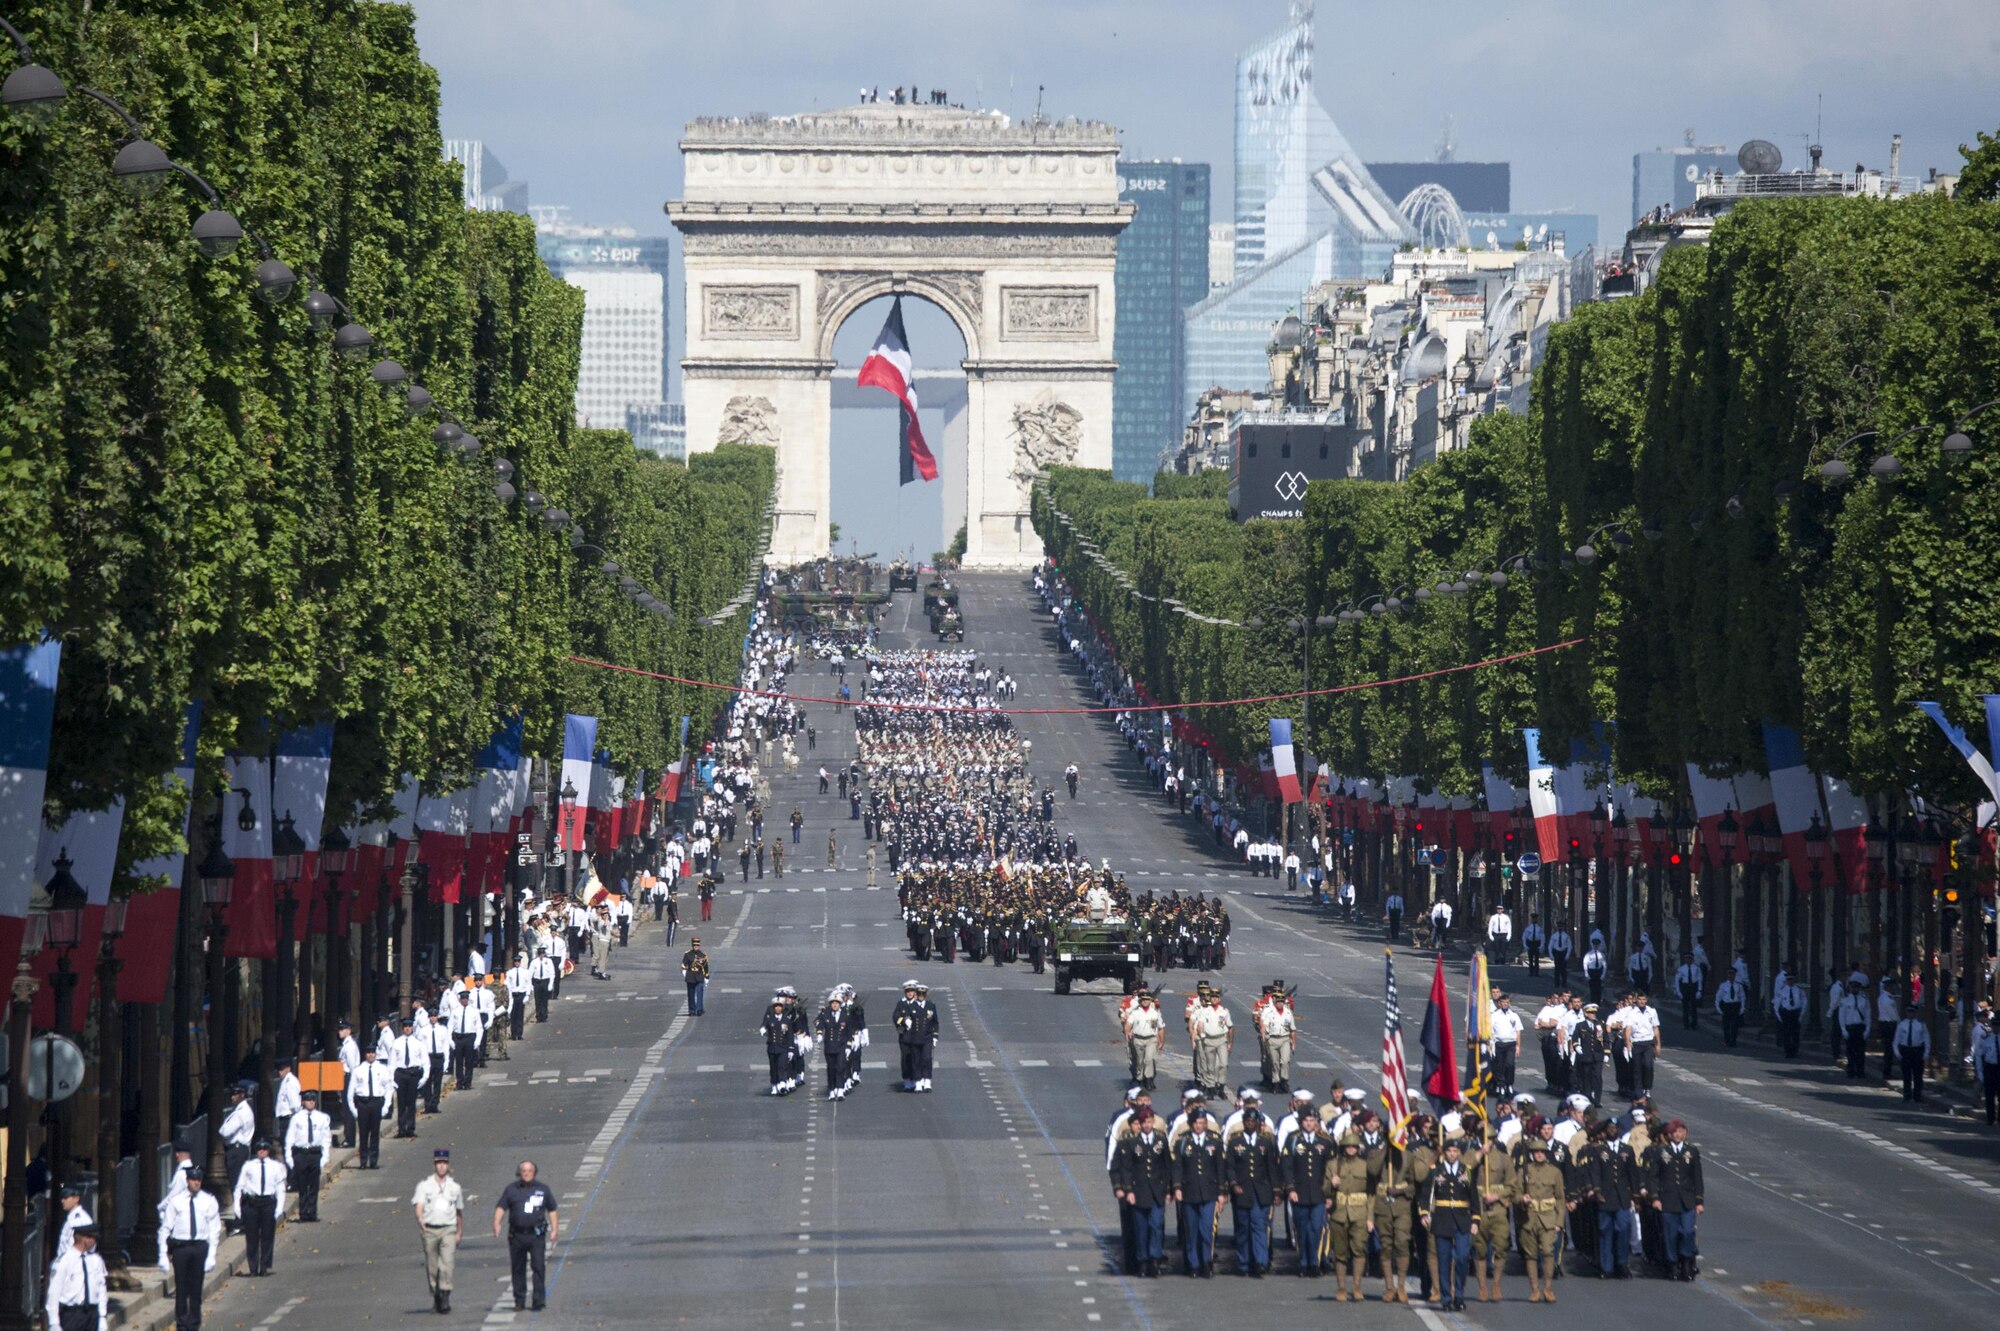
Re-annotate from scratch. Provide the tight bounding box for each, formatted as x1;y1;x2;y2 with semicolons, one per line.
1567;836;1581;853
1503;829;1518;849
1668;850;1683;867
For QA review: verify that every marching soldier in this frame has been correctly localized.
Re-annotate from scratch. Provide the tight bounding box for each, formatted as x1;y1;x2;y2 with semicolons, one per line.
1226;1107;1281;1277
1173;1105;1225;1278
1111;1105;1175;1277
1582;1117;1640;1276
1519;1137;1572;1302
762;989;798;1095
1283;1109;1333;1278
412;1149;465;1314
1125;990;1166;1092
283;1090;332;1221
1422;1136;1478;1312
1472;1127;1515;1304
1257;987;1297;1093
1361;1112;1416;1303
1322;1129;1372;1299
1191;989;1233;1099
1646;1118;1704;1280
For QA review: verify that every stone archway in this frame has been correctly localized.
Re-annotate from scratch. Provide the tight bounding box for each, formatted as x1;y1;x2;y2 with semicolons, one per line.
667;103;1133;568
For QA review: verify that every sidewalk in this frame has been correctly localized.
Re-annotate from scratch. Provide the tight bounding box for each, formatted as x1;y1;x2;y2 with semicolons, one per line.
107;1032;536;1330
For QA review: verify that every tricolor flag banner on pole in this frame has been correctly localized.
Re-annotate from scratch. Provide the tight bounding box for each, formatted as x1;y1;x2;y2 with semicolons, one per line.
560;715;598;852
1269;718;1303;804
857;296;938;485
0;637;62;984
273;722;336;891
120;704;201;1002
415;781;473;905
1915;698;2000;804
1380;952;1413;1145
1419;954;1459;1109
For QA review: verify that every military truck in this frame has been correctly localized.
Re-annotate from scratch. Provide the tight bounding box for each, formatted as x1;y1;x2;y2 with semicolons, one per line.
888;559;919;593
935;607;965;642
1052;917;1145;995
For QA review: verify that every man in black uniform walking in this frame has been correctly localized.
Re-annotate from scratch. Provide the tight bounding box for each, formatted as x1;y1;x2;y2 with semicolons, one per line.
493;1159;559;1311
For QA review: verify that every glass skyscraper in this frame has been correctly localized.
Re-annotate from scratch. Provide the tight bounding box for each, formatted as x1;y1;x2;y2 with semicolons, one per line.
1186;1;1410;420
1112;161;1210;483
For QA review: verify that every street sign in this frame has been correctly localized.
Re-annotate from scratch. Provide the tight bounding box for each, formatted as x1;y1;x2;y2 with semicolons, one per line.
1517;852;1543;878
26;1034;84;1103
515;831;539;869
1425;848;1449;868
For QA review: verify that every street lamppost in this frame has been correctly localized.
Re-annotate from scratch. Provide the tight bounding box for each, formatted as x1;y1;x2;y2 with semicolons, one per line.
92;896;128;1271
0;913;42;1331
1672;802;1697;951
40;851;88;1206
271;812;306;1077
1804;814;1829;1035
318;825;354;1060
1716;806;1740;968
559;778;580;901
195;822;235;1184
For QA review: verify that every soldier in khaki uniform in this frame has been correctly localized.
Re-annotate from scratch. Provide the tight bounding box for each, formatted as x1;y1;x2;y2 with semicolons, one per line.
1519;1138;1572;1302
1124;992;1167;1092
1471;1128;1515;1303
1257;991;1297;1093
1360;1111;1415;1303
1322;1133;1374;1301
1190;991;1234;1098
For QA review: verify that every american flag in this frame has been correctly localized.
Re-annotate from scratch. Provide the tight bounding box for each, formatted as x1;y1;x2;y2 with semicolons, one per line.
1380;951;1412;1145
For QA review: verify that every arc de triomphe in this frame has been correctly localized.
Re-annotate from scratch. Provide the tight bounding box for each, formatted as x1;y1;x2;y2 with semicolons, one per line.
667;104;1132;568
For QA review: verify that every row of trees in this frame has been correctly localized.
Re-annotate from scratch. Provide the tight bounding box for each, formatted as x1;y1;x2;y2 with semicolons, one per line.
1037;188;2000;820
1;0;769;885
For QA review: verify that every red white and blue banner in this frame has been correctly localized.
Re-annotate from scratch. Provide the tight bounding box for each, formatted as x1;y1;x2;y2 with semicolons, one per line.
857;296;938;485
560;715;598;852
120;704;201;1001
1916;697;2000;804
0;638;62;986
1763;723;1865;893
1268;718;1302;804
274;722;336;897
415;780;473;905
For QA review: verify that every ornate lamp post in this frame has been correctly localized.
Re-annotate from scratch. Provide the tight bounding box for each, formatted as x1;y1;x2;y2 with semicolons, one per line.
1804;814;1829;1034
559;778;580;902
93;896;128;1271
0;911;43;1328
318;826;354;1059
196;826;235;1184
41;852;88;1204
271;812;306;1065
1716;807;1740;965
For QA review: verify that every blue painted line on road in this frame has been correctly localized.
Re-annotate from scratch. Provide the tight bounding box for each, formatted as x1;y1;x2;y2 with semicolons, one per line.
958;984;1153;1331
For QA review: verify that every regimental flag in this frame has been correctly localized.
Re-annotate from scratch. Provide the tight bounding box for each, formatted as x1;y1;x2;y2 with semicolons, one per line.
857;297;938;484
1380;952;1413;1145
1462;950;1493;1124
1419;954;1459;1107
1269;718;1303;804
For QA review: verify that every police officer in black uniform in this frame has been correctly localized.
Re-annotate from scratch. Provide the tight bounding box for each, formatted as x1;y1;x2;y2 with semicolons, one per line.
492;1159;559;1311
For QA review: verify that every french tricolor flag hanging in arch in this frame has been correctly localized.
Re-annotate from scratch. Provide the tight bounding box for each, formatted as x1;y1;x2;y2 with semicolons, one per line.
1269;718;1302;804
858;297;938;485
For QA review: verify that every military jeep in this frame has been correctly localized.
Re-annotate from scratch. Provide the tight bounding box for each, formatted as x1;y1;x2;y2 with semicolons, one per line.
889;560;919;593
1052;917;1145;995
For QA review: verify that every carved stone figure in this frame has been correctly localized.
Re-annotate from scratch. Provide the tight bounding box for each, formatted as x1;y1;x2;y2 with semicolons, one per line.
1008;392;1083;487
706;286;799;337
1002;287;1094;338
717;395;779;448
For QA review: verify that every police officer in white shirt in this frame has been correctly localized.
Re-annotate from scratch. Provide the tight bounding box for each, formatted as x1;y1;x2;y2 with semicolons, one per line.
1971;1013;2000;1124
388;1018;429;1138
348;1045;392;1168
504;953;533;1039
1429;897;1453;947
1488;993;1524;1097
1486;907;1513;964
45;1220;107;1331
334;1020;363;1149
233;1139;286;1276
1673;953;1705;1030
272;1058;302;1147
1547;925;1575;988
1581;940;1608;1005
528;947;557;1022
1891;1005;1932;1101
1772;974;1808;1058
420;1007;453;1114
472;976;500;1064
448;991;484;1090
158;1168;223;1328
1384;890;1405;941
1713;973;1749;1047
1623;994;1661;1097
285;1090;332;1220
1533;995;1571;1095
467;944;488;981
1521;918;1546;975
217;1084;256;1215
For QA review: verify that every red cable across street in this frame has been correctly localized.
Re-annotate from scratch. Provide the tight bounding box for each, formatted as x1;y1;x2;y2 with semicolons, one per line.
563;635;1589;716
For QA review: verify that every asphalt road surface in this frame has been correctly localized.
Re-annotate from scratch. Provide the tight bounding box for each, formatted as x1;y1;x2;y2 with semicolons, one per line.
201;572;2000;1330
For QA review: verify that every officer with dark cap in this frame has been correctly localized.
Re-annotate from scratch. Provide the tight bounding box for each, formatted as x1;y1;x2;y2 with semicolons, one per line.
218;1082;255;1215
53;1181;92;1253
389;1016;429;1138
45;1217;106;1331
284;1089;332;1220
233;1137;286;1275
1226;1106;1281;1276
347;1043;392;1169
413;1148;465;1314
1172;1103;1224;1276
1111;1104;1174;1276
157;1165;222;1330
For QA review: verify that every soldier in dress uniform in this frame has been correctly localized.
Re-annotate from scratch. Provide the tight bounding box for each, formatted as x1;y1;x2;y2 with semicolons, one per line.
1283;1109;1333;1279
1225;1107;1281;1277
1323;1130;1372;1299
1111;1106;1175;1277
1646;1118;1704;1280
762;990;798;1095
1172;1106;1223;1277
1423;1136;1478;1311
